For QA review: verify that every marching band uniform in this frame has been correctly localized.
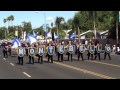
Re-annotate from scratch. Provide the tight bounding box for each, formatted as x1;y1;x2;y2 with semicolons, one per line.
66;41;73;62
3;45;8;58
57;43;63;62
87;43;94;60
17;46;24;65
28;45;35;64
46;43;53;63
37;44;44;64
104;44;111;60
94;43;101;60
38;54;43;64
75;44;78;55
55;43;58;56
25;44;29;56
77;44;84;61
8;45;11;56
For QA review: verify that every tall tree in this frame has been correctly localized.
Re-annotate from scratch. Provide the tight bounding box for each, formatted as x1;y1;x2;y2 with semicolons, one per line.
7;16;11;33
10;15;14;27
51;22;53;28
73;13;80;43
55;16;64;34
22;21;32;33
3;19;7;39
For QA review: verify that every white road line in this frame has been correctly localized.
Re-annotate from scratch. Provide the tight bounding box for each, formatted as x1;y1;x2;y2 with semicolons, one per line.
10;63;15;66
64;56;120;68
87;60;120;68
54;62;116;79
23;72;31;78
40;56;116;79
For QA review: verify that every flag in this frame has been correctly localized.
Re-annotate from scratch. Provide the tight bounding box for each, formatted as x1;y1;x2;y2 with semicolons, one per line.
27;34;37;45
54;32;59;39
69;32;76;39
11;38;21;48
46;31;52;38
33;31;37;38
15;38;21;46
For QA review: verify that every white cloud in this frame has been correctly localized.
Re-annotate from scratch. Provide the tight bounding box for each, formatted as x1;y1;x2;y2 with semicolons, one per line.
46;16;53;21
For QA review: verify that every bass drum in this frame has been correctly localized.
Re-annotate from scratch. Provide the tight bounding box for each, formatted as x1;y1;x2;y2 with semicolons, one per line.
96;45;102;53
88;45;95;54
105;46;111;53
79;44;85;53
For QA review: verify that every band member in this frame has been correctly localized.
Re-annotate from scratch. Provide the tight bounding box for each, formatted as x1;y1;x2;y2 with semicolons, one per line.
66;41;74;61
3;44;8;58
94;43;101;60
8;44;11;56
25;43;29;56
77;43;84;61
87;41;94;60
46;43;54;63
28;45;35;64
57;42;64;62
55;42;58;56
37;42;45;64
104;44;111;60
17;46;25;65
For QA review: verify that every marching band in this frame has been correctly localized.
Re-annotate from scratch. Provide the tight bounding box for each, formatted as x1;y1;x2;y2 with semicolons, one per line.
1;39;113;65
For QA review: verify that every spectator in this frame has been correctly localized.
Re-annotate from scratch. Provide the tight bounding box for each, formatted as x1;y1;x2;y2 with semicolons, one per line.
112;45;116;52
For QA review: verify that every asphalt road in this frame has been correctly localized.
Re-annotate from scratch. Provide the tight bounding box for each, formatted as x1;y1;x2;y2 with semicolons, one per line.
0;48;120;79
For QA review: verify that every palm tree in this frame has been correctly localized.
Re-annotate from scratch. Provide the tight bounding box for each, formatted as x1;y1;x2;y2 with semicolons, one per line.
93;11;97;39
3;19;7;39
55;17;64;35
73;15;80;43
51;22;53;28
88;11;97;39
7;16;11;33
10;15;14;27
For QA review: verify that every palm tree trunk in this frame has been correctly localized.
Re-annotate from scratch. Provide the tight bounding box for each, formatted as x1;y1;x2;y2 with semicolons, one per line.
5;23;6;39
116;11;119;44
57;24;59;44
78;27;80;44
93;11;96;39
8;21;9;33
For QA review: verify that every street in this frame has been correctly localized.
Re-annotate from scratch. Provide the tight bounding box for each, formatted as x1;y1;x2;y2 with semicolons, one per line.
0;48;120;79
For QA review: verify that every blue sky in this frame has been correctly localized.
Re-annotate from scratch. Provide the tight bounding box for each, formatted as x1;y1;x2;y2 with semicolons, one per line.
0;11;78;29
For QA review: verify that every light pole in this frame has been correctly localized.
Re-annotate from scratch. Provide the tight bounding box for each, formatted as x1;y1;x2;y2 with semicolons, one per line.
35;11;47;43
